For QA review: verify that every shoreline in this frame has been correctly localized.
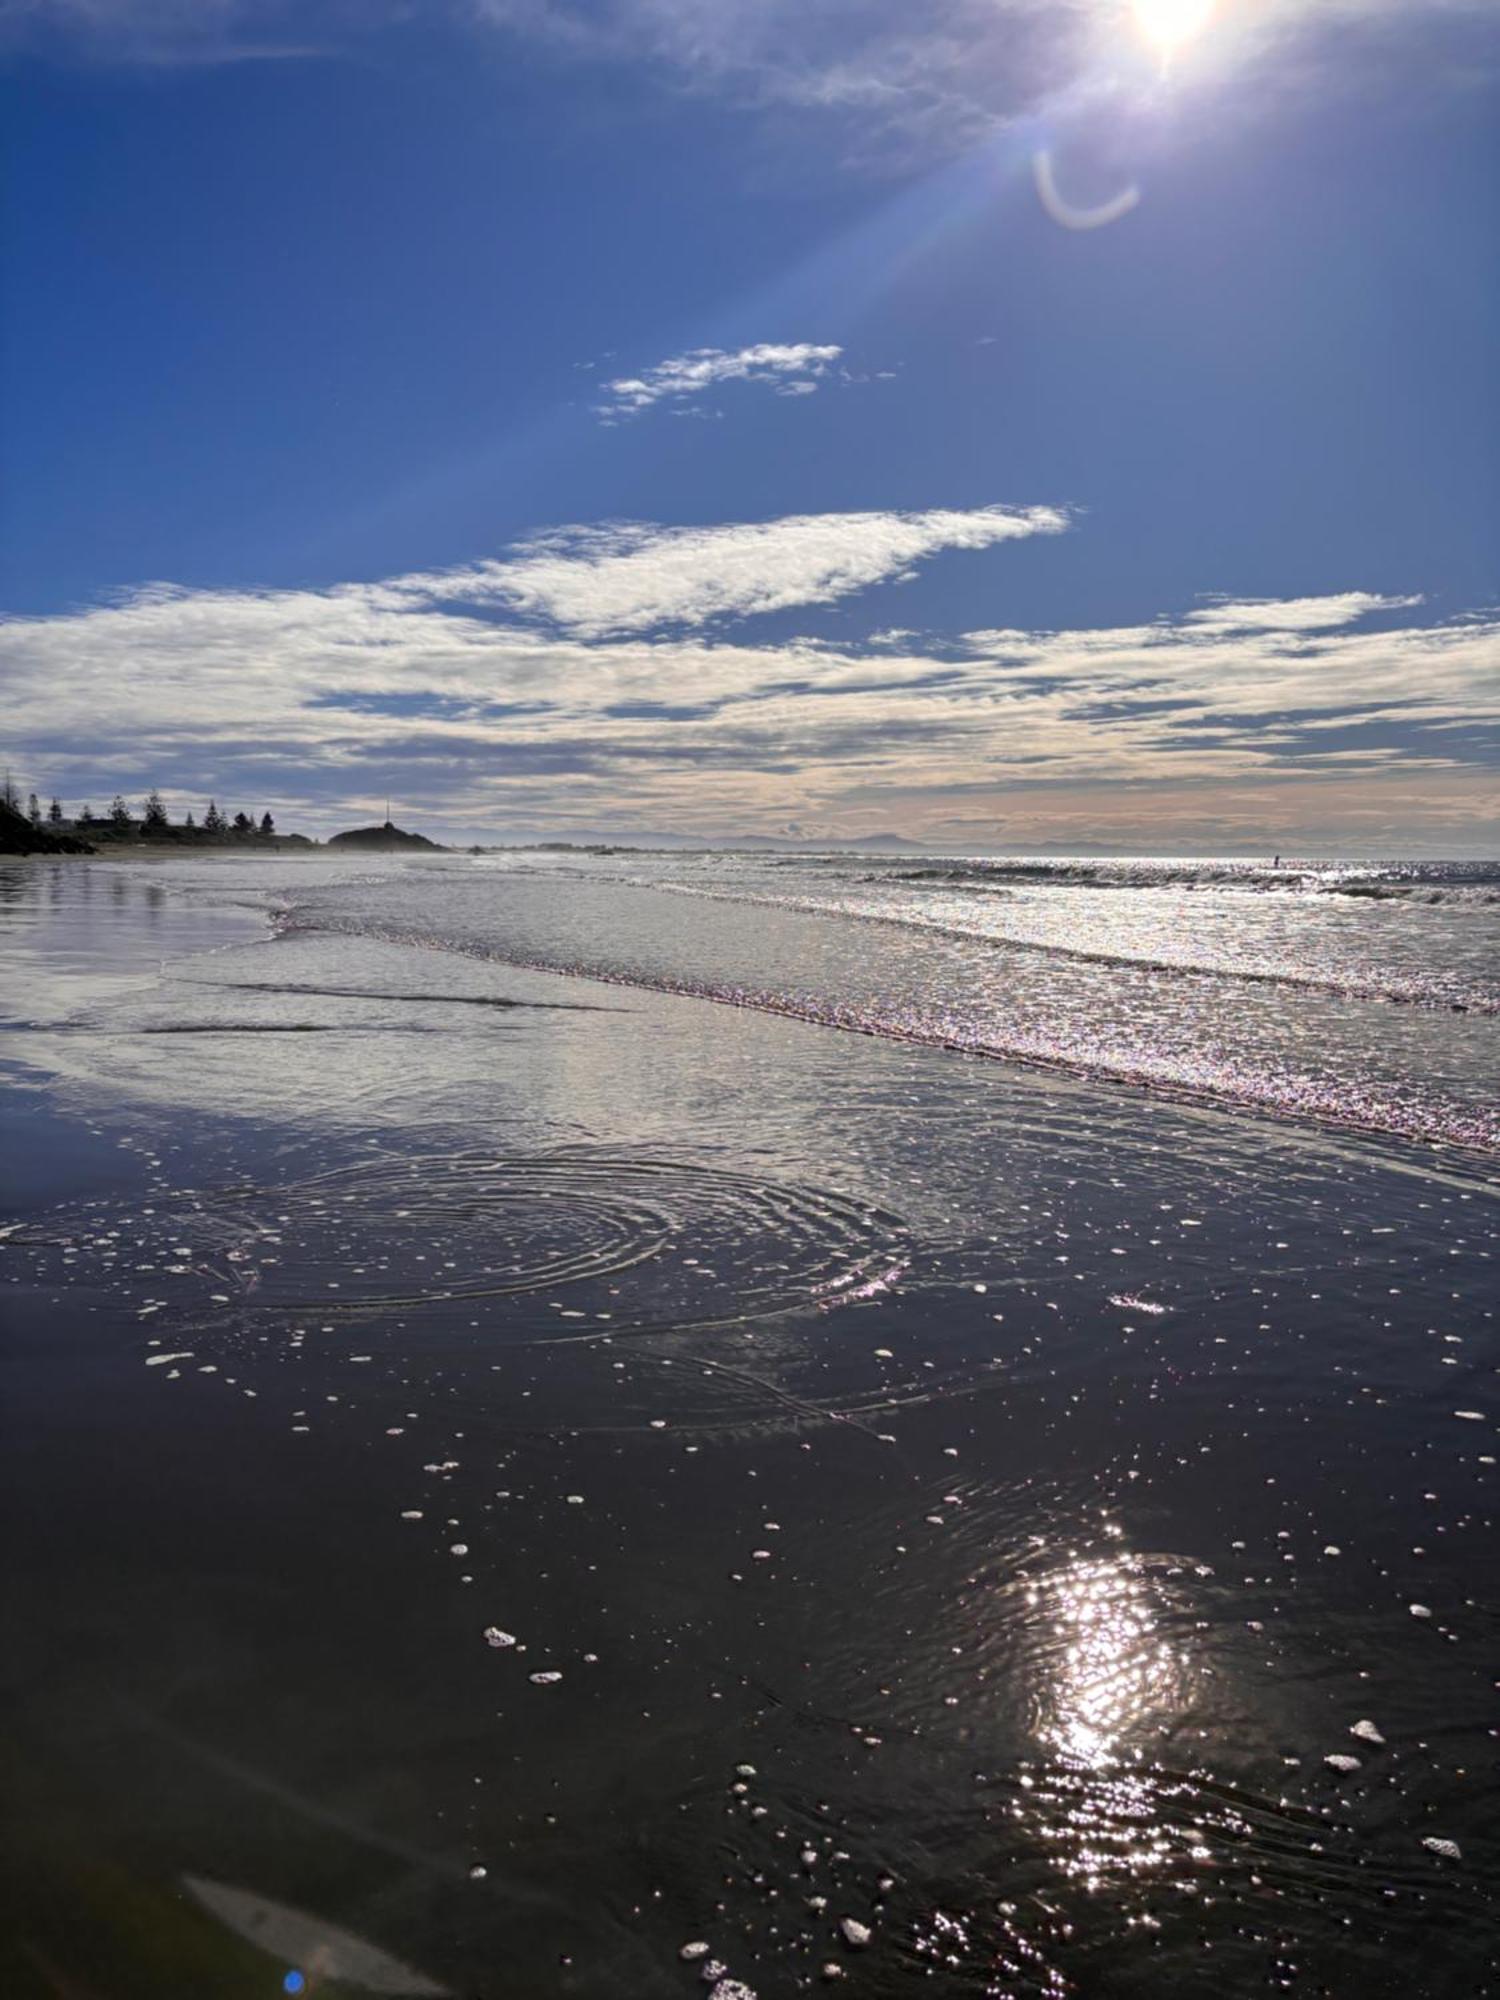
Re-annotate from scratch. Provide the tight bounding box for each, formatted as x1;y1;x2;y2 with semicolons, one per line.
7;851;1497;1167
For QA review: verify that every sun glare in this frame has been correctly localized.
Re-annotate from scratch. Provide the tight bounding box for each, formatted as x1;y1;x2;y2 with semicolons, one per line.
1131;0;1214;55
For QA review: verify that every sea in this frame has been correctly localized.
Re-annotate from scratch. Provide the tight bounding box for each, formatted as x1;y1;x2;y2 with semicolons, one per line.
1;848;1495;1998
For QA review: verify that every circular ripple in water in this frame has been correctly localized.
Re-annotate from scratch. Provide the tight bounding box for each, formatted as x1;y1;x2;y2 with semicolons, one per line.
48;1150;911;1342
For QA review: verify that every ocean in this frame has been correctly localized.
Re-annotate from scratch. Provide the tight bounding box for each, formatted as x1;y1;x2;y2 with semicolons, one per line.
1;849;1495;1998
289;848;1500;1149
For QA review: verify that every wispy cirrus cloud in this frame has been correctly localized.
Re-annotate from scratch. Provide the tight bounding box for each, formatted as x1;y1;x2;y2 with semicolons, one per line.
3;507;1497;843
593;342;844;422
472;0;1499;166
414;504;1070;636
10;0;1493;136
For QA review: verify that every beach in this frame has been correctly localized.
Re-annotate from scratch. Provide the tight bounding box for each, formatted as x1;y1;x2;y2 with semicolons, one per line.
1;850;1496;1998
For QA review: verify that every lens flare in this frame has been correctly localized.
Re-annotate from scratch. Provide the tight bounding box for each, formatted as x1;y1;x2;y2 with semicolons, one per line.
1131;0;1214;54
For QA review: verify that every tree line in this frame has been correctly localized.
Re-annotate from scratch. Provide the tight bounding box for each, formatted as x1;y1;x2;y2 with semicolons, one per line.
4;779;278;841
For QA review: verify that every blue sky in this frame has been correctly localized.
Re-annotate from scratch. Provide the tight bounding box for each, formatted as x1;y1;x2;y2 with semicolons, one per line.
2;0;1497;848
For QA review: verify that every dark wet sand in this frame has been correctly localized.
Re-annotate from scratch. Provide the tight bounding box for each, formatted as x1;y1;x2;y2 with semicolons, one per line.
1;864;1496;1999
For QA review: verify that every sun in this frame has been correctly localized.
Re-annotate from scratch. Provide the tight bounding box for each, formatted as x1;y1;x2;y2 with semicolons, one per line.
1131;0;1215;55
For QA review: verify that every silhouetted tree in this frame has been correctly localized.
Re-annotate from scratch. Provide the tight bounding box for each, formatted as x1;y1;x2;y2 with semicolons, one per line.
109;795;133;830
48;797;63;824
183;809;196;829
27;793;41;827
78;804;94;827
260;811;275;837
203;801;224;833
231;810;253;836
143;789;169;833
1;775;18;812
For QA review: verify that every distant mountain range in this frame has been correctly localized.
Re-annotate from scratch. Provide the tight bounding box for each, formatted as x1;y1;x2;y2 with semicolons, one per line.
499;829;926;852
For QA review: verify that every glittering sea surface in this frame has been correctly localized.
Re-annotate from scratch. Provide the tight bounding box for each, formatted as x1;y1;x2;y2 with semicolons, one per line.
1;852;1495;1999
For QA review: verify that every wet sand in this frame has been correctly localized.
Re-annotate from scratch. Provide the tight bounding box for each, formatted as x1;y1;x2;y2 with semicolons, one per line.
1;860;1496;1998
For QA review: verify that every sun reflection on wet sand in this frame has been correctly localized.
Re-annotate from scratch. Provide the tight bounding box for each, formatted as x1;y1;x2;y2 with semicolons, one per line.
1036;1548;1181;1769
1025;1543;1203;1899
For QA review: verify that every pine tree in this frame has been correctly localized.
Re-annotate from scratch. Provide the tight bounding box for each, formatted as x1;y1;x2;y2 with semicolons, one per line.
232;811;253;835
143;789;169;833
260;811;276;837
109;795;133;830
78;804;94;826
203;801;223;833
184;810;196;829
48;797;63;824
27;793;41;827
1;774;18;812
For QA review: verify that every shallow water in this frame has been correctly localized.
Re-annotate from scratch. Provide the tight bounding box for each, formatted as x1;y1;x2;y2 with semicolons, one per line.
279;850;1500;1151
1;855;1496;1998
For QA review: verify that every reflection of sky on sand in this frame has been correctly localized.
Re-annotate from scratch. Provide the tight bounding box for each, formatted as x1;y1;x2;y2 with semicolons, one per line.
5;865;919;1187
0;859;264;1028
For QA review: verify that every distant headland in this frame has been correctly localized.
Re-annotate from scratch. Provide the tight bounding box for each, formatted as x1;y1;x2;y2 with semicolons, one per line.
327;821;441;851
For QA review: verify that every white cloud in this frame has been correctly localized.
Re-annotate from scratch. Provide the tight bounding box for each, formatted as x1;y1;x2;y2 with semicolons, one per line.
4;525;1497;844
420;504;1069;636
471;0;1497;165
10;0;1491;137
595;342;843;421
474;0;1067;158
1185;592;1423;632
